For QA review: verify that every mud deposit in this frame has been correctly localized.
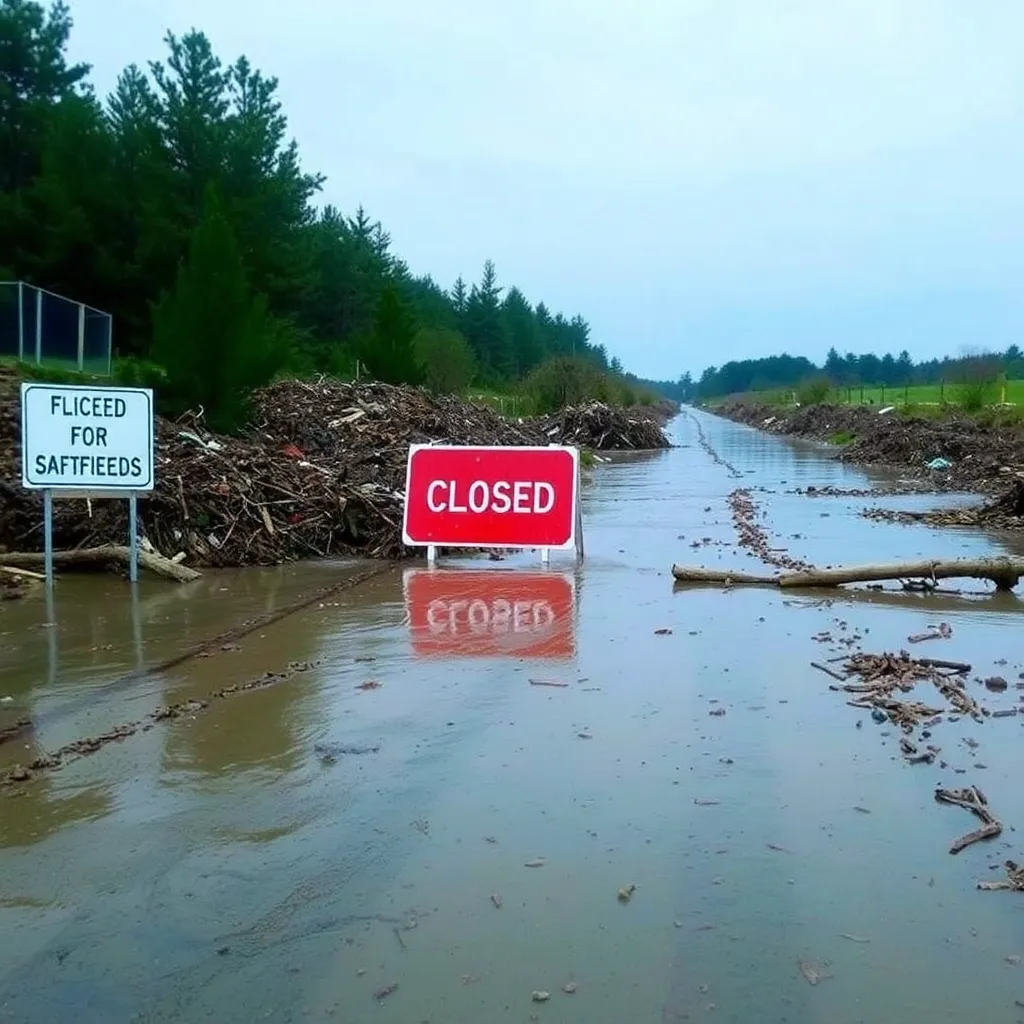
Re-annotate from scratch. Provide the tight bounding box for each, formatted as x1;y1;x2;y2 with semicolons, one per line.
2;410;1024;1023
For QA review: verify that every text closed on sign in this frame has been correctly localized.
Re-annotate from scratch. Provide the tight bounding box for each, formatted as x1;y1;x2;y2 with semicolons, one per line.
21;383;154;491
402;445;578;548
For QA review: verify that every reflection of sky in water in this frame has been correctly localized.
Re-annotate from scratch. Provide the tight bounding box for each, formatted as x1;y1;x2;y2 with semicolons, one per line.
0;411;1023;1023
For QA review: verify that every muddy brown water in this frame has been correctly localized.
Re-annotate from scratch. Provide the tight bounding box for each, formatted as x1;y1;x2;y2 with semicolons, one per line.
2;409;1024;1023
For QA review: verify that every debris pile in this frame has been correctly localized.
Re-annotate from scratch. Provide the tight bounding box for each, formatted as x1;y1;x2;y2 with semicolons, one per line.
834;650;983;727
716;400;1024;496
538;402;670;450
251;379;545;459
863;479;1024;532
0;374;552;567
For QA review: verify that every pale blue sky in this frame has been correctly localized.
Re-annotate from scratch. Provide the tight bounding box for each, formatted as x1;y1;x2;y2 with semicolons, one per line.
68;0;1024;379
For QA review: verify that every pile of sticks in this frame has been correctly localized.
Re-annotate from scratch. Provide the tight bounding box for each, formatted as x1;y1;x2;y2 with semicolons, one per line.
0;375;554;567
823;650;982;727
538;402;669;450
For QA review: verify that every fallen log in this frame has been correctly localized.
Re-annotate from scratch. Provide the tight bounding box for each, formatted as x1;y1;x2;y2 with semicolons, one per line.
672;557;1024;592
0;546;200;583
781;558;1024;592
0;565;45;581
670;566;778;586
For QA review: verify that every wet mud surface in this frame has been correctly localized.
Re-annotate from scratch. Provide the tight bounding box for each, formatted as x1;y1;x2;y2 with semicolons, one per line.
3;410;1024;1023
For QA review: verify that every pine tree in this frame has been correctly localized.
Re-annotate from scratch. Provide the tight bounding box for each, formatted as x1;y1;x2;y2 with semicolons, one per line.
450;276;468;315
152;184;291;430
362;283;420;385
414;327;475;394
0;0;90;193
464;259;512;379
0;8;629;402
502;287;541;376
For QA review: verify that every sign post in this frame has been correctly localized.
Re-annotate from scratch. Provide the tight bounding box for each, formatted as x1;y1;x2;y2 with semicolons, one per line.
43;488;54;583
402;444;581;564
129;491;139;583
20;383;155;586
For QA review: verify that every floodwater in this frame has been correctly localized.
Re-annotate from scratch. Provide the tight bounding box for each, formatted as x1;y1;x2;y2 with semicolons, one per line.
2;409;1024;1023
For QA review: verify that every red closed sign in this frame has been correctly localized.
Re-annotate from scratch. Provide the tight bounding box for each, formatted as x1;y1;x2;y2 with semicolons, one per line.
402;444;579;549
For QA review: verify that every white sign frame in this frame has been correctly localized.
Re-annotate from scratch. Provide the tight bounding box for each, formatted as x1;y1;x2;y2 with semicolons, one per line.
19;382;155;586
401;443;584;566
20;382;154;492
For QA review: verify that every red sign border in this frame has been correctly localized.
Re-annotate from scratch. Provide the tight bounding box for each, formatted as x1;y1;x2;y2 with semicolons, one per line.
401;443;580;550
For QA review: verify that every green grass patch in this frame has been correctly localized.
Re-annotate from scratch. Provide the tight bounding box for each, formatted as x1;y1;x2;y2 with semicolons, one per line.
828;380;1024;408
828;430;856;446
1;356;167;391
1;356;96;384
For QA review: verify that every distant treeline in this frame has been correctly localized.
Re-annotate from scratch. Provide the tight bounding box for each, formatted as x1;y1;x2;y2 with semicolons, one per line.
693;345;1024;401
0;1;647;428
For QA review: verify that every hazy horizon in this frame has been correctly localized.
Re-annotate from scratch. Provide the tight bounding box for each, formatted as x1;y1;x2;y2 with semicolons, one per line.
67;0;1024;381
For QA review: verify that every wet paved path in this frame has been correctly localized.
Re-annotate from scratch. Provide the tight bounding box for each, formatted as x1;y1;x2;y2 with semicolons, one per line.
2;410;1024;1023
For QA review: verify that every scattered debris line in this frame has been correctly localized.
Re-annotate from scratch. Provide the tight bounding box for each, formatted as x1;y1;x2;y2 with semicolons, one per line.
1;659;324;788
729;488;814;571
685;412;742;477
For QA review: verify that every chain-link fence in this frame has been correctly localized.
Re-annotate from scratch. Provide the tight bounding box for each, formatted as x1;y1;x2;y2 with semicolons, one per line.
0;282;112;375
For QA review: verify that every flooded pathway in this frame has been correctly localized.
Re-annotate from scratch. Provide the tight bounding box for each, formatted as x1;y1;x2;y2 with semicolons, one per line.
2;410;1024;1023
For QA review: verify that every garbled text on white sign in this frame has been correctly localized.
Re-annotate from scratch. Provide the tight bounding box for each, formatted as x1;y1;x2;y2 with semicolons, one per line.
20;383;154;491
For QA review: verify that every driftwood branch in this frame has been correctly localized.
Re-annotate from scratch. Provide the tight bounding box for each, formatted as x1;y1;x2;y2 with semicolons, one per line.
0;565;46;581
0;546;200;583
977;861;1024;892
935;786;1003;855
670;566;778;586
672;557;1024;592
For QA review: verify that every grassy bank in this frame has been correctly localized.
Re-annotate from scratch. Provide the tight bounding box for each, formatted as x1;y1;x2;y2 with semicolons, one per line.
710;379;1024;413
824;380;1024;407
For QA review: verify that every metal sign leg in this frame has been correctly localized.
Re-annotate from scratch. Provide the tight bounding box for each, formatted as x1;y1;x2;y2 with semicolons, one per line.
45;576;58;688
426;544;437;566
43;489;54;587
131;581;143;669
575;498;585;562
128;492;139;584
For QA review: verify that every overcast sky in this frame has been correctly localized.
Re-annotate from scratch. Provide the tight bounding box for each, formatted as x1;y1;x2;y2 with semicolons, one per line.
67;0;1024;380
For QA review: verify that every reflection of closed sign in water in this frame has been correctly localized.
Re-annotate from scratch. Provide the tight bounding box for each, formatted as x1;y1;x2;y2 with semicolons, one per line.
404;570;576;659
